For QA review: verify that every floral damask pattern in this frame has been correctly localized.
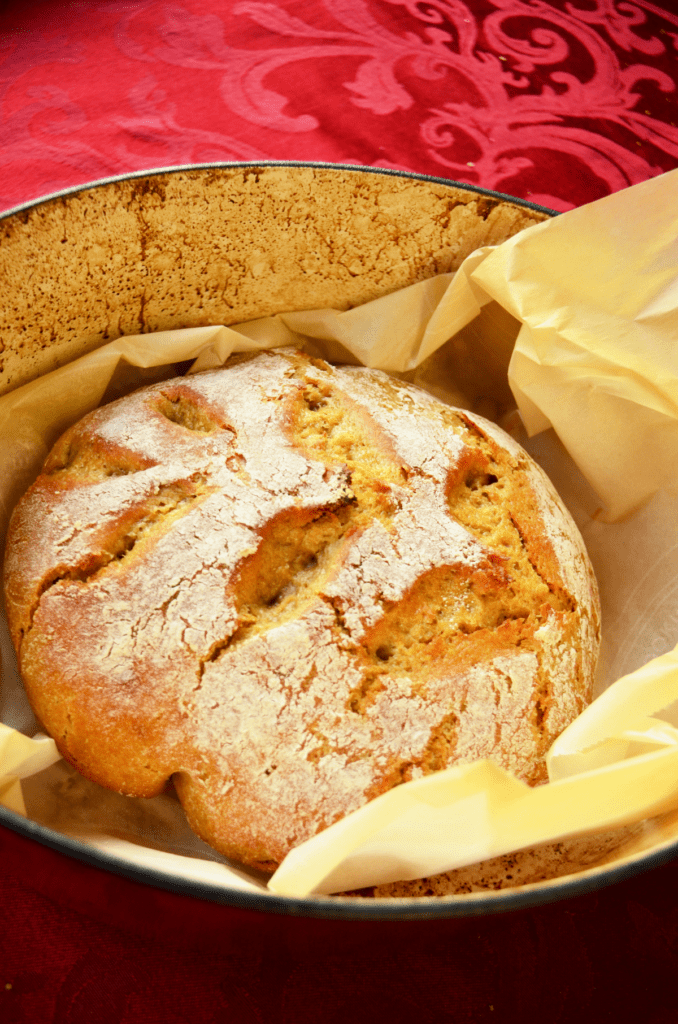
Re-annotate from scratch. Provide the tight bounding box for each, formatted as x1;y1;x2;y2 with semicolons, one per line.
0;0;676;210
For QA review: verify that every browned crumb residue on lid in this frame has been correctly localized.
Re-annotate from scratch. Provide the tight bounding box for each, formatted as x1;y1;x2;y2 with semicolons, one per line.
0;167;548;394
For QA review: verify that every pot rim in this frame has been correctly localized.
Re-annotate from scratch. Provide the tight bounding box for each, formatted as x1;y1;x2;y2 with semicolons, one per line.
0;159;560;221
3;802;677;921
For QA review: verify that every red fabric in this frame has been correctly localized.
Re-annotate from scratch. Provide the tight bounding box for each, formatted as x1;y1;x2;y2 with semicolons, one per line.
0;0;677;212
1;1;678;1020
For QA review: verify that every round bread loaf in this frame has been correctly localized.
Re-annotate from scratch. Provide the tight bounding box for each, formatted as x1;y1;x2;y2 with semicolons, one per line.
4;349;600;870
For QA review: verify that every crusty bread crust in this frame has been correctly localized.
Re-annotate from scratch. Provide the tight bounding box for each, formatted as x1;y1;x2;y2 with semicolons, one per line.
4;350;600;869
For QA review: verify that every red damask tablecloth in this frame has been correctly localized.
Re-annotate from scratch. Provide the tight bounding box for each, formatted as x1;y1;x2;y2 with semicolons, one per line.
1;1;678;1021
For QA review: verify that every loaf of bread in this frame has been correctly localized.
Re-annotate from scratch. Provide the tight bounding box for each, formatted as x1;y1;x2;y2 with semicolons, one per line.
4;349;600;870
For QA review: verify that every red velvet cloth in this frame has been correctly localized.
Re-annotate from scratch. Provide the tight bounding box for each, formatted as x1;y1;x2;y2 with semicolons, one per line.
1;1;678;1020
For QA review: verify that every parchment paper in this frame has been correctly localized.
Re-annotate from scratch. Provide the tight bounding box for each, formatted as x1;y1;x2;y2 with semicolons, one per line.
2;168;678;898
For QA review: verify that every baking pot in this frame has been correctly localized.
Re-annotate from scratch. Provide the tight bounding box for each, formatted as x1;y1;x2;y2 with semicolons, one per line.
2;162;676;923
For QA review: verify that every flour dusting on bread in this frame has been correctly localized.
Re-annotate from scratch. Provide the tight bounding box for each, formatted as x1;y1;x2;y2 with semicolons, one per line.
4;349;600;870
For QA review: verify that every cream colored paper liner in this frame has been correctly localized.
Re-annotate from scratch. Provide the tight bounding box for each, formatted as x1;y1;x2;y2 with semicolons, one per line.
1;169;678;897
474;168;678;521
0;725;59;815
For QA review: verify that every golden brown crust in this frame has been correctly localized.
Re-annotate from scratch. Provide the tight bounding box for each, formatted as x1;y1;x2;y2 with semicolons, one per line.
4;350;600;868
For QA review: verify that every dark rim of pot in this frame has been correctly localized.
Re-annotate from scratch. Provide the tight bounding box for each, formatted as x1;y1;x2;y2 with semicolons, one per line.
0;160;560;220
3;160;670;922
3;801;678;921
